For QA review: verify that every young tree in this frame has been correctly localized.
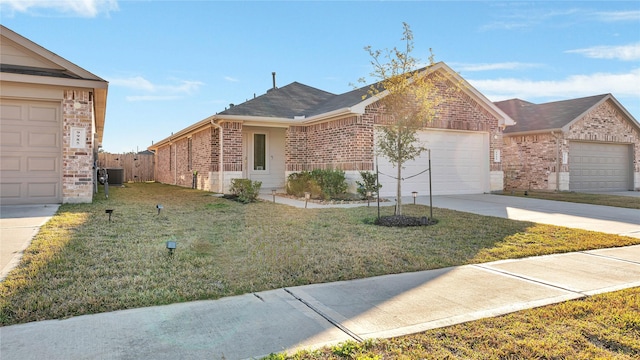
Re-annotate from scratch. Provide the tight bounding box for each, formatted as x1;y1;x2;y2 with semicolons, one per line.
361;22;451;216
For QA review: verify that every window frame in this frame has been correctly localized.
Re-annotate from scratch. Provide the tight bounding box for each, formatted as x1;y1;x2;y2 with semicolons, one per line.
251;132;268;173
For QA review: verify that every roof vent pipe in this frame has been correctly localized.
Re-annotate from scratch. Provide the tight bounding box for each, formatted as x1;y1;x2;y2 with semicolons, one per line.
272;72;276;90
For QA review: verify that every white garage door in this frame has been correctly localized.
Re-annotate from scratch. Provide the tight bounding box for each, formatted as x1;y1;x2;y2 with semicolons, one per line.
376;130;489;196
569;141;631;191
1;99;62;204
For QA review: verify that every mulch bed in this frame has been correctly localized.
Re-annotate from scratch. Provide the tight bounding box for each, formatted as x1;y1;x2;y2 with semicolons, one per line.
374;215;437;227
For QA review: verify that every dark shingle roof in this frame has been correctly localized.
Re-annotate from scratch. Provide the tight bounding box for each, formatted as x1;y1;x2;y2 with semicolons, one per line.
219;82;336;118
496;94;609;133
305;85;371;117
219;80;387;119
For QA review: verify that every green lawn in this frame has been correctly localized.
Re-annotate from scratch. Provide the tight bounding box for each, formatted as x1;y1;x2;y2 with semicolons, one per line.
1;182;638;356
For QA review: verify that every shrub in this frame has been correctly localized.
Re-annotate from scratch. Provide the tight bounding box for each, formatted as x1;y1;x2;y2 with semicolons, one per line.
356;171;382;199
310;169;347;199
286;169;347;200
228;178;262;203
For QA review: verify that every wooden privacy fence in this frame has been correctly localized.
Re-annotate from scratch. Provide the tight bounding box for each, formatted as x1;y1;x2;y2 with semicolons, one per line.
97;153;155;182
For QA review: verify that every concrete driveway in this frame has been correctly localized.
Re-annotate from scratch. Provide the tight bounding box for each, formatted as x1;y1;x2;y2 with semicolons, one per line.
0;204;60;280
412;193;640;239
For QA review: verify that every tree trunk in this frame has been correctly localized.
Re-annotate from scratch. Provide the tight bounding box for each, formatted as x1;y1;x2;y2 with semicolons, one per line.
396;160;402;215
396;132;403;215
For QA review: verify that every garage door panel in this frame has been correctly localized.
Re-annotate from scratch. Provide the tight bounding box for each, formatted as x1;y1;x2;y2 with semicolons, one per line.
28;131;58;147
27;156;58;172
1;156;21;171
376;130;488;196
27;182;58;198
569;141;630;191
29;105;58;122
0;99;61;204
1;129;22;146
0;183;21;199
0;103;22;120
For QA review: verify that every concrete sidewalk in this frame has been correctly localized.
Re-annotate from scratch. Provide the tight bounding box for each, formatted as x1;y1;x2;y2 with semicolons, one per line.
2;245;640;360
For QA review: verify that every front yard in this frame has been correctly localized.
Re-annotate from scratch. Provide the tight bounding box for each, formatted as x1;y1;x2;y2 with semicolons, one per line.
1;182;638;326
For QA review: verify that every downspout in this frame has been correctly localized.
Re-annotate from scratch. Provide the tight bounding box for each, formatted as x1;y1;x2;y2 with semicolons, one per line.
210;119;224;193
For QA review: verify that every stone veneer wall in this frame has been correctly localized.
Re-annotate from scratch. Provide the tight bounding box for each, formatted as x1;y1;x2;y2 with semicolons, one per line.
62;89;95;203
503;99;640;191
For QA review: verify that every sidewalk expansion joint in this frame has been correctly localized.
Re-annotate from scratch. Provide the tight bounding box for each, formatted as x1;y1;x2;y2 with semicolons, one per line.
471;264;588;298
580;250;640;266
283;288;364;343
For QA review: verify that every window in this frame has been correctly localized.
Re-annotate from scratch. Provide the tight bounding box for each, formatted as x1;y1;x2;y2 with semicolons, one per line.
254;133;266;171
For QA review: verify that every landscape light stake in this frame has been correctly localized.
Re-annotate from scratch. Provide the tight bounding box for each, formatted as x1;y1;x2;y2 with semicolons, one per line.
156;204;163;215
105;209;113;222
304;192;310;208
166;241;176;256
412;191;417;205
272;189;276;203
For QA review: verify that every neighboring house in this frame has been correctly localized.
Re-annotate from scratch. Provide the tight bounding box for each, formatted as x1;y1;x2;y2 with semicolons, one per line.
148;63;514;196
496;94;640;192
0;25;108;204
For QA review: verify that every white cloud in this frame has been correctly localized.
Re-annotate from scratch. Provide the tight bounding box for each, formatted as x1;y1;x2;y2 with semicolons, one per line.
109;76;204;102
594;10;640;22
468;68;640;101
109;76;155;92
0;0;119;17
565;43;640;61
125;95;182;102
453;62;542;72
224;76;239;82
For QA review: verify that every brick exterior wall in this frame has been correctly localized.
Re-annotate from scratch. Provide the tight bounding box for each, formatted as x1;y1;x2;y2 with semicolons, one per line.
155;121;243;192
62;89;95;203
503;133;563;190
286;115;374;172
285;85;503;177
155;127;215;190
503;99;639;191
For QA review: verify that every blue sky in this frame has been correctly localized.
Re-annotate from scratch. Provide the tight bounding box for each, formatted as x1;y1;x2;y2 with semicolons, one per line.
2;0;639;153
